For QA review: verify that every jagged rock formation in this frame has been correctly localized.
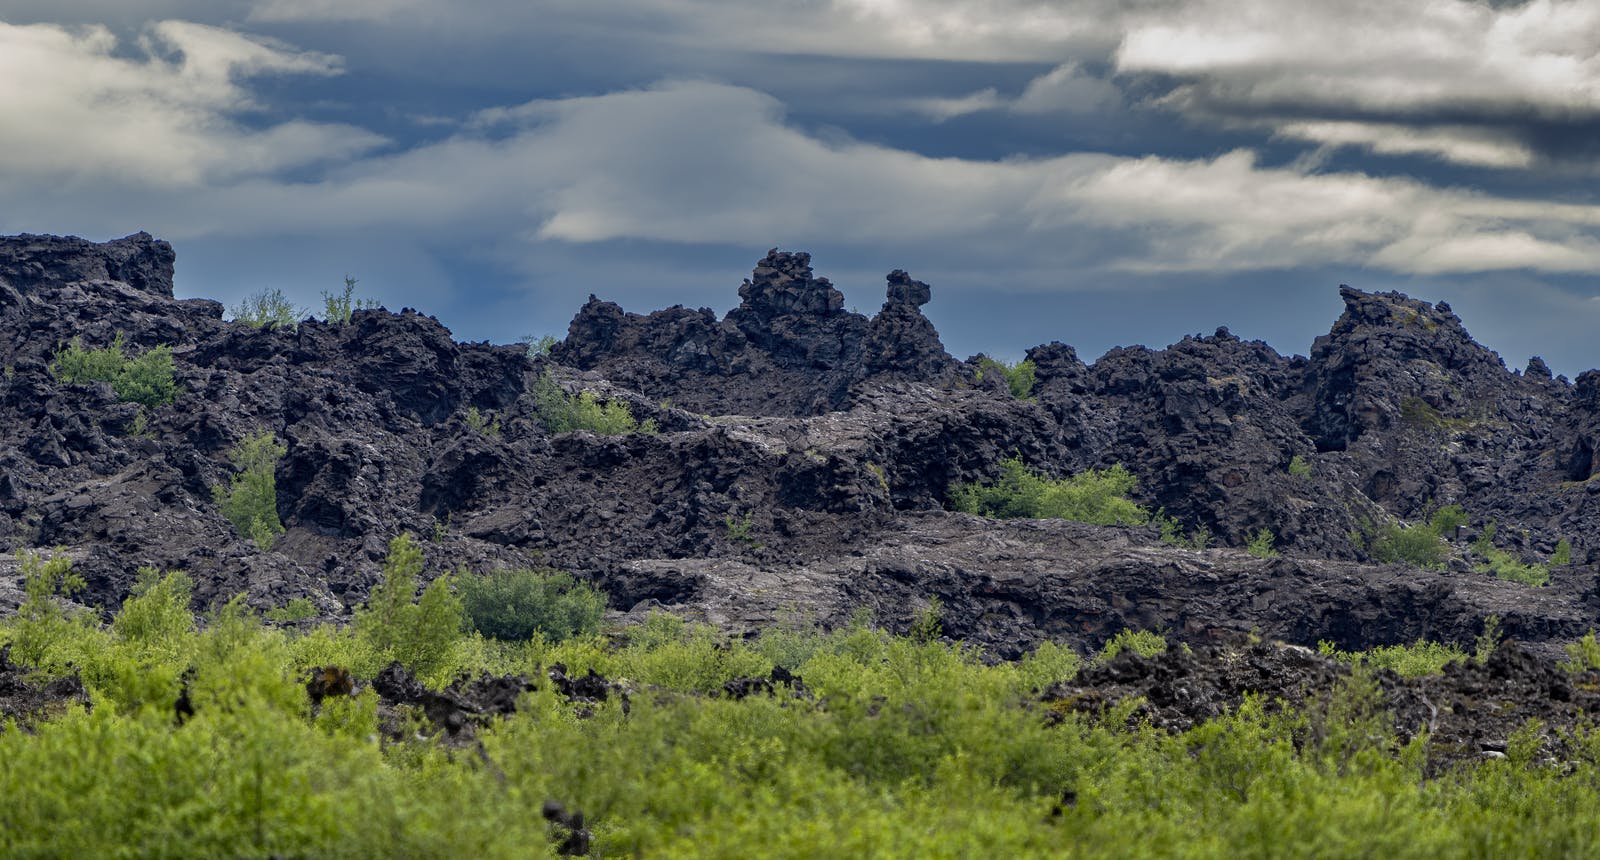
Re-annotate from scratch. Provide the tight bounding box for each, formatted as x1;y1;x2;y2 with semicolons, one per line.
0;233;1597;663
553;250;957;415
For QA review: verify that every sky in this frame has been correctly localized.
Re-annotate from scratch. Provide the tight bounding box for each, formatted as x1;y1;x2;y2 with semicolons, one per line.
1;1;1598;374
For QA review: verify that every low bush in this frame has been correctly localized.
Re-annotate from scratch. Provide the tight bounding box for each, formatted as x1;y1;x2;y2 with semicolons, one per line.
1096;629;1168;662
949;456;1149;526
50;333;177;408
1362;505;1465;570
459;567;605;642
321;276;378;325
532;372;657;435
212;430;287;550
1246;528;1279;559
231;288;304;329
976;356;1037;399
1471;522;1550;586
1319;638;1467;677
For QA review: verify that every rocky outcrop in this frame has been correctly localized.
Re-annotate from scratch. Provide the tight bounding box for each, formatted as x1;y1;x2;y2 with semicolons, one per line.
554;250;956;415
2;233;1598;664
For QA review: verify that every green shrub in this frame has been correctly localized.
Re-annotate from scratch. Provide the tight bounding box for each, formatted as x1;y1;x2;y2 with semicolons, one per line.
264;598;317;624
1561;630;1600;673
1288;454;1312;479
532;371;656;435
50;333;177;408
321;276;378;325
1319;638;1466;677
949;457;1149;526
459;567;605;642
355;533;463;681
4;548;90;672
1158;514;1213;550
464;406;501;437
1552;539;1573;567
1246;528;1279;559
1096;629;1168;662
212;430;287;550
231;288;304;329
1370;522;1446;569
519;334;558;357
1469;521;1550;586
1478;549;1549;586
976;356;1037;399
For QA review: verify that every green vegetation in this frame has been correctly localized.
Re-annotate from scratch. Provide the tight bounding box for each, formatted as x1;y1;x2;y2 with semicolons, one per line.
459;567;606;643
321;275;379;325
1095;628;1168;662
724;512;762;550
464;406;501;437
50;333;177;408
520;334;559;357
1358;505;1465;571
1471;523;1551;587
1552;538;1572;567
1246;528;1279;559
5;578;1600;857
950;456;1148;526
354;533;463;682
532;372;658;435
976;356;1037;399
264;598;317;624
230;288;304;329
1319;638;1468;678
1158;514;1212;550
1288;454;1313;479
1562;630;1600;673
212;430;288;550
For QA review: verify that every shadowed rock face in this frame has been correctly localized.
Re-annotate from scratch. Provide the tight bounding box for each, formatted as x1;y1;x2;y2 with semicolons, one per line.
553;249;956;416
2;232;1599;665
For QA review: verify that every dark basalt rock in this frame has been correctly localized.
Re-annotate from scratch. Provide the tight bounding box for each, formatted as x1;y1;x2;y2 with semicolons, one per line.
3;231;1600;676
553;249;955;416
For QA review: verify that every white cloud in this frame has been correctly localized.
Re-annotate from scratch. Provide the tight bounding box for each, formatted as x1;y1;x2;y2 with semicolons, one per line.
902;88;1006;121
248;0;424;23
1116;0;1600;166
0;20;384;189
1272;121;1535;169
106;80;1599;281
1012;62;1121;114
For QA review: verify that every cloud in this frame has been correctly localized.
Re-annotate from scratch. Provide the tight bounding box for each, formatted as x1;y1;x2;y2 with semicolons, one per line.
0;19;384;189
901;63;1122;120
248;0;424;23
1115;0;1600;167
112;80;1598;281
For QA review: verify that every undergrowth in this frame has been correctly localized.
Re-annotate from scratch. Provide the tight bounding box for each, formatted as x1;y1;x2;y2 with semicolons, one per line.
2;548;1599;857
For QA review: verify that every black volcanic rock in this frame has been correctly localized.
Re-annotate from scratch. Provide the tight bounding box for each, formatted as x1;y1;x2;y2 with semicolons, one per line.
3;232;1600;667
0;232;175;298
554;250;956;416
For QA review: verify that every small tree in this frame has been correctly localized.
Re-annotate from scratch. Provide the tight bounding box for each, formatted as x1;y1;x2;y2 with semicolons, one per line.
357;533;463;679
213;430;287;549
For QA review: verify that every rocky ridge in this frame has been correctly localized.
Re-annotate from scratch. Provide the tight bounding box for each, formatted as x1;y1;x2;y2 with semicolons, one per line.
0;234;1597;663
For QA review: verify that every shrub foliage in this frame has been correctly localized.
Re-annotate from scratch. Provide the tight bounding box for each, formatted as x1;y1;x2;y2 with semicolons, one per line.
50;333;177;408
213;430;288;550
533;372;656;435
950;456;1148;526
459;567;605;642
5;588;1600;857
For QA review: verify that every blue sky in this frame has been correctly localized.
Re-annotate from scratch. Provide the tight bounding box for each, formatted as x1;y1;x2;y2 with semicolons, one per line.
2;1;1598;373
